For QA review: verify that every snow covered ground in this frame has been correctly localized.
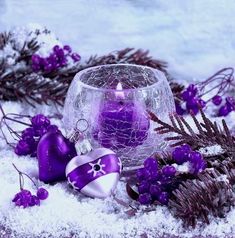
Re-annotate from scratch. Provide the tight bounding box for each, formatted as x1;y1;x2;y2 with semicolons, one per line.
1;0;235;80
1;1;235;237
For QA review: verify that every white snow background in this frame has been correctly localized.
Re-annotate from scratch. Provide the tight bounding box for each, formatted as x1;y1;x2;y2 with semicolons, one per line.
1;0;235;237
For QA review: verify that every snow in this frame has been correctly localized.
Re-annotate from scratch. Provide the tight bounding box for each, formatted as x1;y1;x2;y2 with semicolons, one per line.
1;1;235;237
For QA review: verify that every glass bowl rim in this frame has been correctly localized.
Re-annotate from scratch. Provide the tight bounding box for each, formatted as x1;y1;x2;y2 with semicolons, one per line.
74;63;167;93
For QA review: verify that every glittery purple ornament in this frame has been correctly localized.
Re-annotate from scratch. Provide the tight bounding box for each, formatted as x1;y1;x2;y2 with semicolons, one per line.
66;148;122;198
37;131;77;183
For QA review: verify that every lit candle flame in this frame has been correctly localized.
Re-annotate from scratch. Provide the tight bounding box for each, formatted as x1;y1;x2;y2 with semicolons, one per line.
115;82;125;99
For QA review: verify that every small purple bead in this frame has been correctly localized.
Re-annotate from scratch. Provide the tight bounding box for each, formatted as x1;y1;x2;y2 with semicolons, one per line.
63;45;72;53
144;157;158;171
181;144;192;152
31;54;41;64
218;105;230;117
181;90;194;101
15;140;31;155
37;187;49;200
162;165;176;177
31;114;50;128
186;98;199;114
149;184;162;198
29;195;40;206
71;53;81;62
138;181;150;194
172;147;189;165
53;45;60;52
56;48;65;58
138;193;152;205
136;168;151;181
22;128;34;138
158;192;169;205
212;95;222;106
225;97;235;111
175;102;186;115
187;84;198;96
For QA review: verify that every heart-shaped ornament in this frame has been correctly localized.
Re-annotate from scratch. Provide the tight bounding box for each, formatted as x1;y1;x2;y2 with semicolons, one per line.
66;148;122;198
37;131;77;183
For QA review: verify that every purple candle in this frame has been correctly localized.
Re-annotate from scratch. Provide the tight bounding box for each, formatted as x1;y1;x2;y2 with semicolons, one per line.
93;83;150;149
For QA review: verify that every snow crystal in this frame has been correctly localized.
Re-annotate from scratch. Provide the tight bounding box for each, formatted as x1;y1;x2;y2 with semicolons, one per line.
199;144;225;156
0;101;235;238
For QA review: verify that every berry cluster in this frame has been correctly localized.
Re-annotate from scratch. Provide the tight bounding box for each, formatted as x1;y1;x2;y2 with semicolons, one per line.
31;45;81;73
12;187;48;208
15;114;59;156
172;144;206;175
136;158;176;205
176;84;206;115
136;145;206;206
212;95;235;117
12;164;49;208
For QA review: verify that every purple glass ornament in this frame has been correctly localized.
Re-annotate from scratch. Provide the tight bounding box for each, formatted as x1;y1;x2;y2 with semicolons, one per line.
93;100;150;149
37;131;77;183
66;148;122;198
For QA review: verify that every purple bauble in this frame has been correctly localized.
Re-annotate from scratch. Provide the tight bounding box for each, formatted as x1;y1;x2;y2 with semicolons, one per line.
37;131;77;183
93;100;150;149
66;148;122;198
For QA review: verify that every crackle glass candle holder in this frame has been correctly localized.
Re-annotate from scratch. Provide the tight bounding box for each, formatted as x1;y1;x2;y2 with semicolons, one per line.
63;64;175;169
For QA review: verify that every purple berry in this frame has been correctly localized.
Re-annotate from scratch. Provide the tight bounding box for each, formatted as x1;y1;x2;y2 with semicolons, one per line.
31;114;50;128
225;97;235;111
37;187;49;200
158;192;169;205
63;45;72;53
181;90;194;101
187;84;198;96
15;140;31;155
29;195;40;206
22;128;34;138
71;53;81;62
138;193;152;205
186;98;199;114
12;189;32;208
181;144;192;152
189;151;206;174
136;168;151;181
218;105;230;117
162;165;176;177
175;102;186;115
149;184;162;198
172;147;189;165
144;157;158;172
53;45;60;52
212;95;222;106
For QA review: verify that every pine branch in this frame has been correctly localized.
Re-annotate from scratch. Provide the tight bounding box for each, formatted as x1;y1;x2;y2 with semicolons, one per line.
150;109;235;156
0;48;168;106
169;164;235;228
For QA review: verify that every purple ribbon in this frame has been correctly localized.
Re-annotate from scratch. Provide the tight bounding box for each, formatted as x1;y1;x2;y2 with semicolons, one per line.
67;154;120;190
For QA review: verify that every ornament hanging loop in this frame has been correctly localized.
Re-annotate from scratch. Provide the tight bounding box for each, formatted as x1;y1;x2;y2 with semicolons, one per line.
67;118;92;155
